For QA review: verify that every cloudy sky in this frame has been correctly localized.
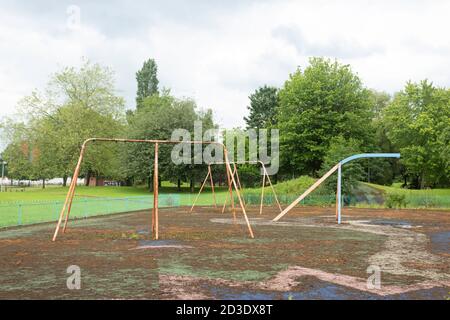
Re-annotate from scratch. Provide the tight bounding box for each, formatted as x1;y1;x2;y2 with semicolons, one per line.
0;0;449;129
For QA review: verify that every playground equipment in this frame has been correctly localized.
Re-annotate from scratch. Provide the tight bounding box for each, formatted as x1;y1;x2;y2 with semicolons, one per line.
272;153;400;224
190;161;283;215
52;138;255;242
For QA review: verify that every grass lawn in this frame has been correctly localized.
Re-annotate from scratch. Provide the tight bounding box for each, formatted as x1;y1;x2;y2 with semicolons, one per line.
365;182;450;196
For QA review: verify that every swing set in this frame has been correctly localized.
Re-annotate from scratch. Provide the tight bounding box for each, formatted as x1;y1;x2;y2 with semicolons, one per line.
52;138;255;241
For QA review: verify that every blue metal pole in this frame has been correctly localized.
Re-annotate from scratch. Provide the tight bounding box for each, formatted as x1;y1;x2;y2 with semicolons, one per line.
337;163;342;224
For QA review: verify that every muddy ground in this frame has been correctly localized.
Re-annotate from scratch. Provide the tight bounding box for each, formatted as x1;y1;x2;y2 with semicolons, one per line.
0;205;449;299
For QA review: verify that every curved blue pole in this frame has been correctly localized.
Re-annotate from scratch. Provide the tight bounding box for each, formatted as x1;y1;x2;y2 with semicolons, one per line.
337;153;400;224
340;153;400;165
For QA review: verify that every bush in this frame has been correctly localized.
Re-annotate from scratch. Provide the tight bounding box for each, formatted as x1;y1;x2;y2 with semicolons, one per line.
384;193;407;208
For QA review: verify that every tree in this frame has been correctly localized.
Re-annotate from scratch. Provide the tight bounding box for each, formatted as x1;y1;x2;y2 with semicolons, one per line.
2;141;33;183
8;60;126;185
244;85;278;129
277;57;373;177
320;136;364;197
136;58;159;108
381;80;450;188
369;90;391;118
125;90;216;191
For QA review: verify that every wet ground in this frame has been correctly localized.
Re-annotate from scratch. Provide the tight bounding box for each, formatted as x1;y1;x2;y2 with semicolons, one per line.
0;205;449;299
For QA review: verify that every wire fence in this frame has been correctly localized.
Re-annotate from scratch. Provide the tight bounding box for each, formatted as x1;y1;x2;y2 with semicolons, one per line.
240;193;450;209
0;194;181;229
1;191;449;229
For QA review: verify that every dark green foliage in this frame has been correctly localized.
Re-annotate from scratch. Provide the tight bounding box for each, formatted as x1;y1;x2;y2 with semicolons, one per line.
381;80;450;188
125;90;216;190
136;58;159;108
320;136;364;195
244;85;278;129
277;57;374;177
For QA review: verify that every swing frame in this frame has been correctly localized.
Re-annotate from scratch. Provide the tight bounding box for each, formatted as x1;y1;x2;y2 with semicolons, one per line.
52;138;255;241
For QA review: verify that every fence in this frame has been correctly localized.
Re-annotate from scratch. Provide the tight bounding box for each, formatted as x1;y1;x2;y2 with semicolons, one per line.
0;194;181;229
240;192;450;209
1;192;449;229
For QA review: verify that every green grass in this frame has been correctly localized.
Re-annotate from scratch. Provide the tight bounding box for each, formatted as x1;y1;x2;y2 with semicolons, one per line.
244;175;321;195
365;182;450;196
361;183;450;209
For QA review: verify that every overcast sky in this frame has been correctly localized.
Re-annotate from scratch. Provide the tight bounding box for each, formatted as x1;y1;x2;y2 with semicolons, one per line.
0;0;449;129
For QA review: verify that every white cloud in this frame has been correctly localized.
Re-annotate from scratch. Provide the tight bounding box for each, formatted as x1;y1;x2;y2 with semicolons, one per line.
0;0;449;134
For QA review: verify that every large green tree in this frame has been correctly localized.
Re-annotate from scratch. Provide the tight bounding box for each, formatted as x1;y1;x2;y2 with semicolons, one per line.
125;90;216;191
320;136;364;197
5;60;126;185
277;57;374;177
381;80;450;188
136;58;159;108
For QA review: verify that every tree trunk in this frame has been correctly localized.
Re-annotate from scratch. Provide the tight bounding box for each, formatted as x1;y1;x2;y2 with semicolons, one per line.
42;178;45;189
190;179;194;193
63;175;68;187
148;175;153;192
85;171;91;186
420;173;425;189
177;178;181;191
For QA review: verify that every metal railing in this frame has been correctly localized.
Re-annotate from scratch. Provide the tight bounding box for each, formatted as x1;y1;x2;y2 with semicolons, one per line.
0;194;180;228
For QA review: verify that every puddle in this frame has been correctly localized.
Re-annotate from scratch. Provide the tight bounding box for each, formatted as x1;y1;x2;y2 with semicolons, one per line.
367;219;413;229
203;281;449;300
285;283;379;300
429;231;450;255
131;240;192;250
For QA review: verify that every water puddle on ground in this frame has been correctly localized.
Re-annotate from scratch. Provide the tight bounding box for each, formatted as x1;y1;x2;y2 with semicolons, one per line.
131;239;192;250
429;231;450;255
367;219;413;228
202;280;449;300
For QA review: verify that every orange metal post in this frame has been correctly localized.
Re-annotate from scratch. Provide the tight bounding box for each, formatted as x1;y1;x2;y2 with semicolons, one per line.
62;145;86;233
223;163;236;218
234;163;246;207
190;168;211;213
262;166;282;213
152;143;159;240
223;151;254;238
53;144;86;241
222;165;237;215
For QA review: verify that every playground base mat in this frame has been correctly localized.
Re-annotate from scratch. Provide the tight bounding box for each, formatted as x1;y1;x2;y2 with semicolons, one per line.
0;205;449;299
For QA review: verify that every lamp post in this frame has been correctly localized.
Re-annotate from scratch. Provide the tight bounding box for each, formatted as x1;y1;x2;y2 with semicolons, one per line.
1;161;7;193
